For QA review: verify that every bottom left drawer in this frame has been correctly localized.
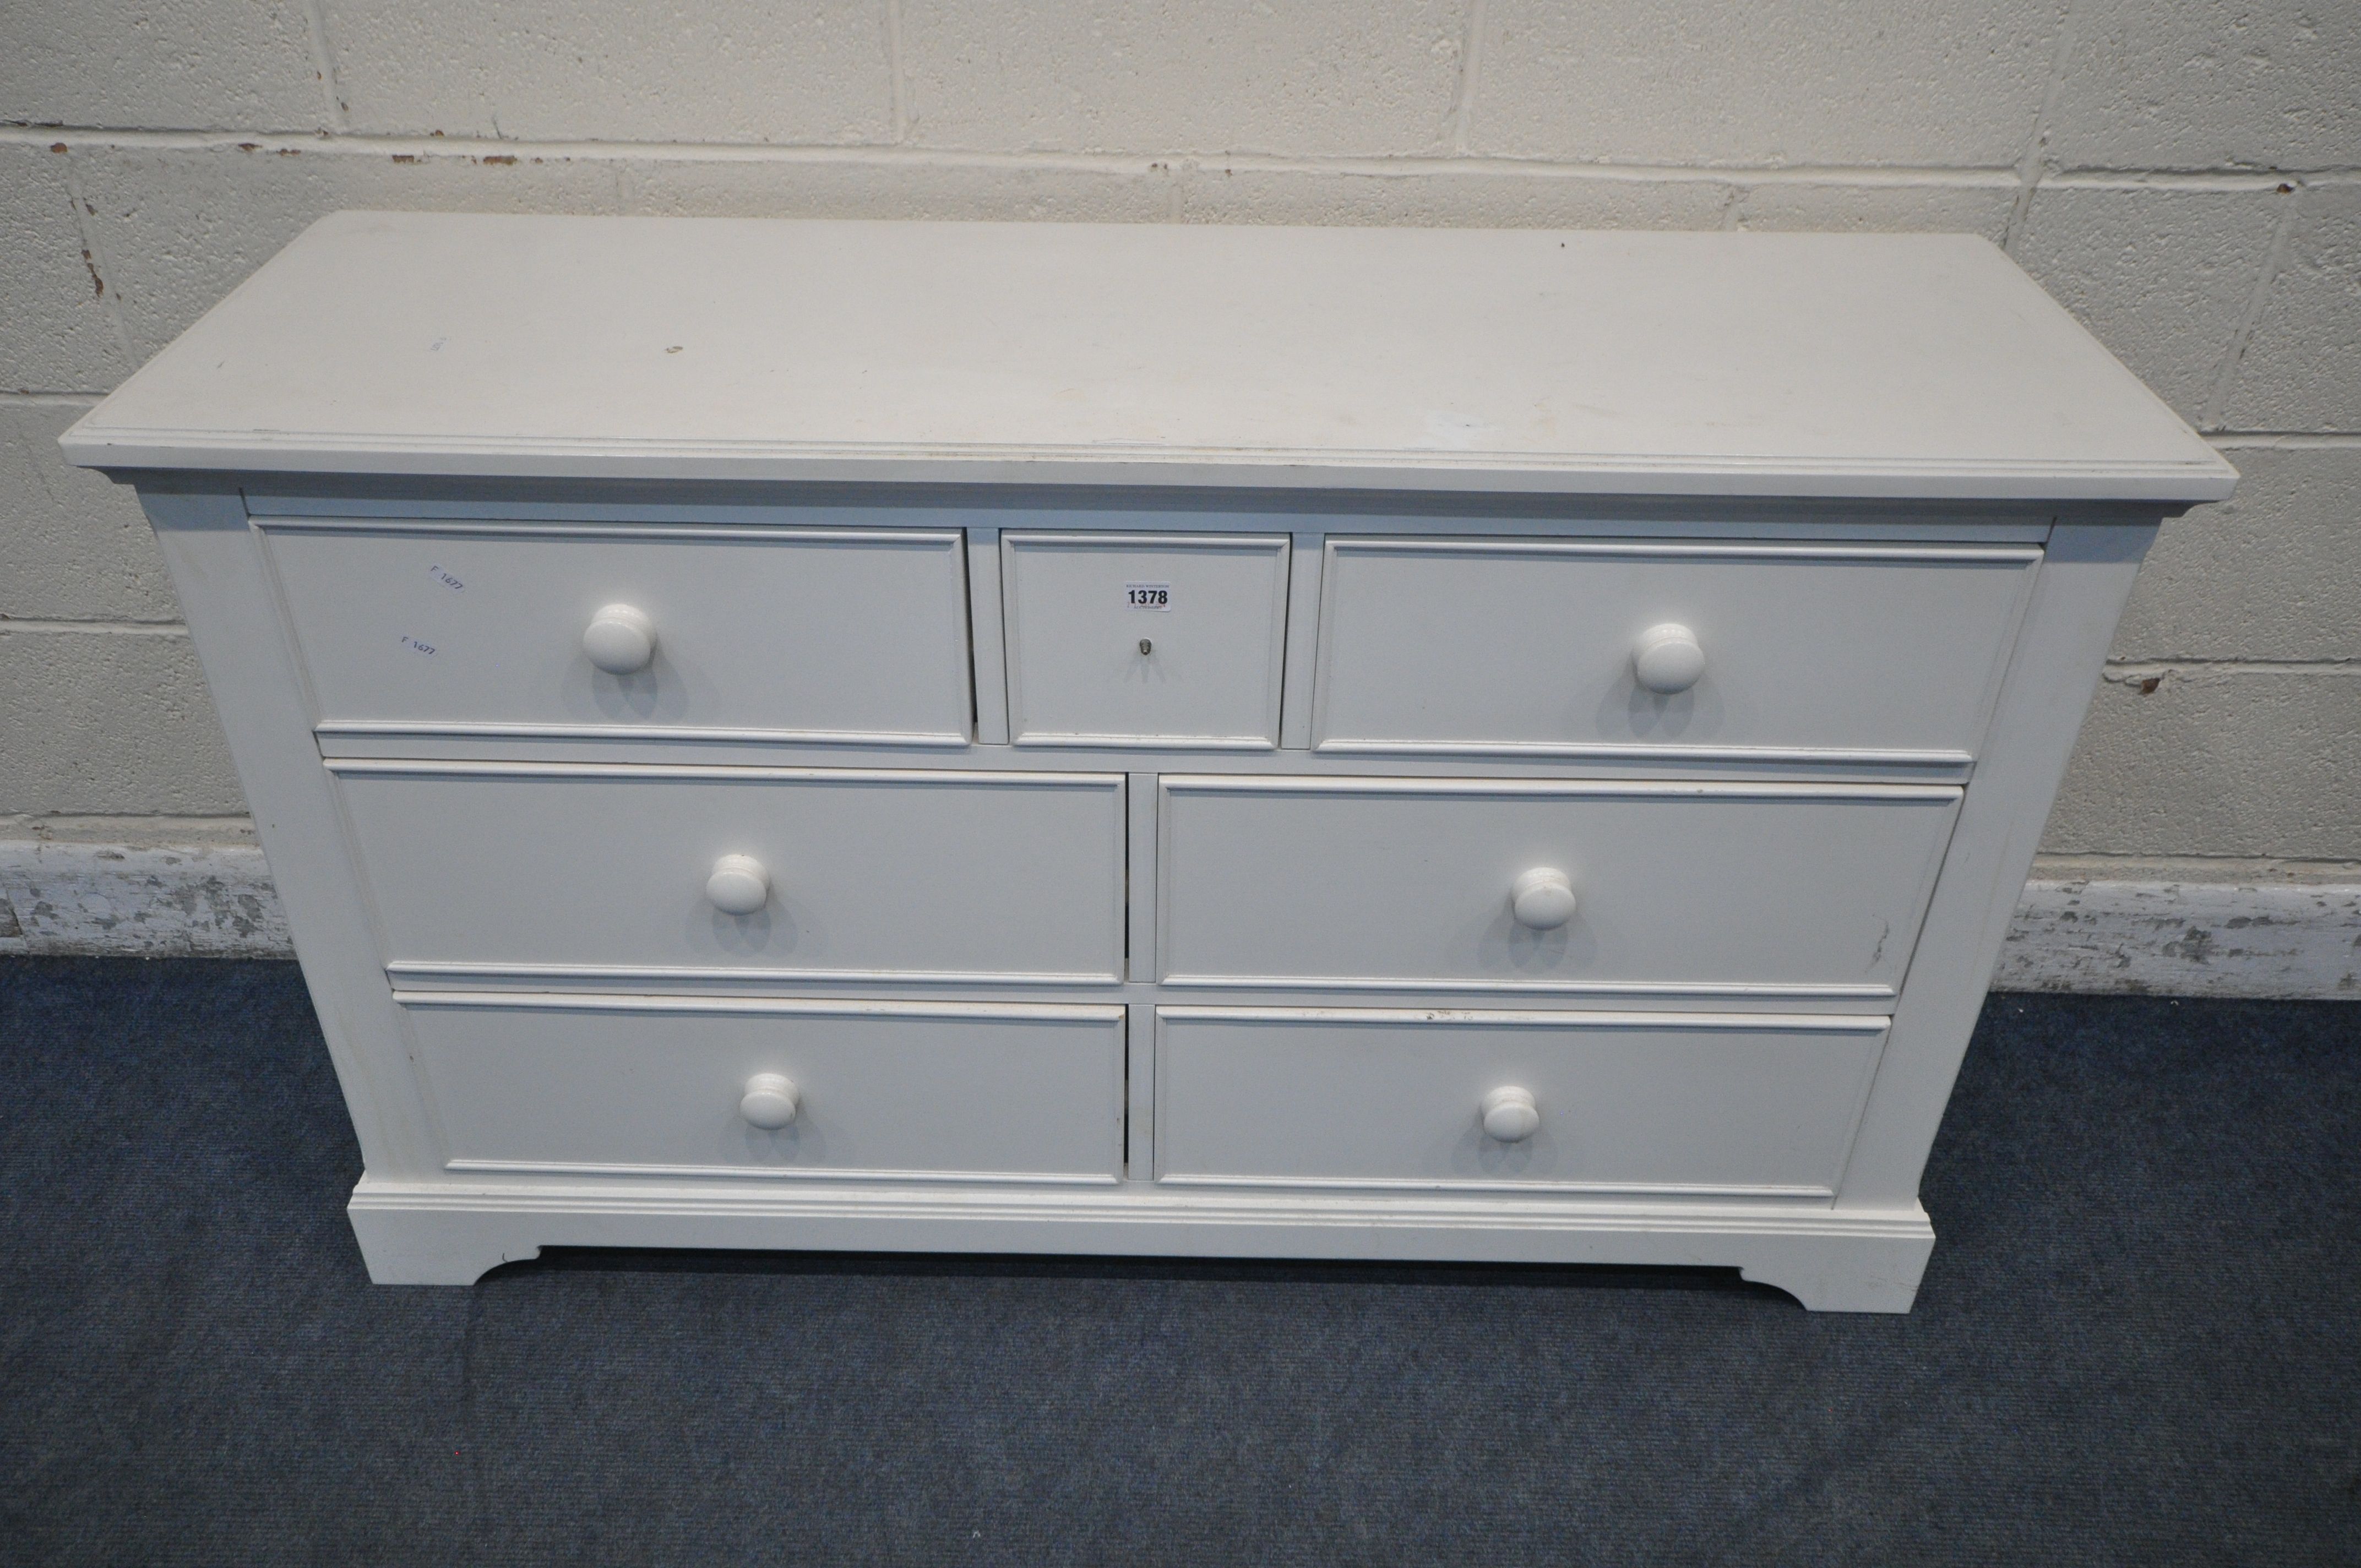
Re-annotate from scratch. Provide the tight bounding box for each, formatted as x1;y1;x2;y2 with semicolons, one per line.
398;993;1128;1184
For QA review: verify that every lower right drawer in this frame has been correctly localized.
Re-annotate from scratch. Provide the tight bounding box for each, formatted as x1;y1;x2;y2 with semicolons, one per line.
1154;1007;1888;1197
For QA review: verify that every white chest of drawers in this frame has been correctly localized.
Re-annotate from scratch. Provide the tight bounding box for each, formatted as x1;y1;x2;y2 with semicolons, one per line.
63;213;2234;1311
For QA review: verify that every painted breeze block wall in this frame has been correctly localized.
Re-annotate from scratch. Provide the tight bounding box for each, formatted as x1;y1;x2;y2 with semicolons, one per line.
2;1;2356;989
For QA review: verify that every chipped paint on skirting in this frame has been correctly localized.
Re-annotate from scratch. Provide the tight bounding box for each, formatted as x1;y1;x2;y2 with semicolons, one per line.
2;842;2355;997
1994;879;2360;999
0;842;289;958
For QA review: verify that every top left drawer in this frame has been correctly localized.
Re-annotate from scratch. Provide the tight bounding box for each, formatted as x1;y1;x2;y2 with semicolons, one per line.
259;520;975;747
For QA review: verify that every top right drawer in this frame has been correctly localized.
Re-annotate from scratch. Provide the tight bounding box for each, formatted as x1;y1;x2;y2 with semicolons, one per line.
1311;538;2041;765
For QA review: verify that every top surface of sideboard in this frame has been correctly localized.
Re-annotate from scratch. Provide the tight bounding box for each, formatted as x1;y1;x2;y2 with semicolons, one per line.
59;212;2232;505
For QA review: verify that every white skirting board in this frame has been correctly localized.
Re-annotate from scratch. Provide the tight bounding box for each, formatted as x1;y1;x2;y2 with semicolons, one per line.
1992;878;2359;999
1;840;2355;998
0;842;289;957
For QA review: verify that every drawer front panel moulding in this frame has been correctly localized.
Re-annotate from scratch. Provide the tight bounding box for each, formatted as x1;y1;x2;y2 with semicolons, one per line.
263;518;975;747
1152;1006;1889;1197
1000;531;1292;750
1156;775;1963;998
329;760;1129;987
1312;537;2039;763
402;991;1128;1185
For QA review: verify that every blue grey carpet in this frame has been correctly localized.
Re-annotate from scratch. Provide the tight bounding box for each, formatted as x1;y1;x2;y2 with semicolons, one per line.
1;958;2354;1565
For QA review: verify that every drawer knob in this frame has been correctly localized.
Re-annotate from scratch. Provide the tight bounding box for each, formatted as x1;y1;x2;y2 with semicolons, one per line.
1510;867;1578;930
740;1072;800;1130
1481;1086;1541;1143
705;853;771;916
583;602;658;674
1632;622;1705;694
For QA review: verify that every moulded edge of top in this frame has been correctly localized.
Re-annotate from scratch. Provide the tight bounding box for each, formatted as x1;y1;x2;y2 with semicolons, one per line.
55;428;2240;504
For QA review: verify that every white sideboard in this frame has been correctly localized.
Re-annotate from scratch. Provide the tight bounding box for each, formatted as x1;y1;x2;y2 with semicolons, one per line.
62;213;2234;1310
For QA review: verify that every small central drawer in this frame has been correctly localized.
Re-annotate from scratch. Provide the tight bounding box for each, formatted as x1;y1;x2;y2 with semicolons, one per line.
262;519;975;745
333;761;1127;986
1000;531;1291;748
1156;775;1960;1000
404;993;1127;1183
1154;1007;1888;1196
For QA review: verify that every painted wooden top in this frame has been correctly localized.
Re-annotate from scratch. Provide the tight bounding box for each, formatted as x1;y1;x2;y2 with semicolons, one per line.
62;210;2233;503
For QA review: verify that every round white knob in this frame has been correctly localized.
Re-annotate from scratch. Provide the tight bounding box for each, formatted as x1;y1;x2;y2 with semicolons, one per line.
740;1072;799;1130
1632;622;1705;694
1510;867;1578;930
583;602;657;674
705;853;770;916
1481;1086;1541;1143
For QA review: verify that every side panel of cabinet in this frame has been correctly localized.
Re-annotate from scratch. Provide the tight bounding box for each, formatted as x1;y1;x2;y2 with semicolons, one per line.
135;488;446;1178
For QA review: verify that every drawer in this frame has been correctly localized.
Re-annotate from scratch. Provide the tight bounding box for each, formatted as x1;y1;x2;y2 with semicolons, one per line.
1154;1008;1887;1195
404;993;1126;1182
333;761;1126;985
1001;532;1290;748
1156;776;1960;1001
261;519;975;745
1312;537;2041;763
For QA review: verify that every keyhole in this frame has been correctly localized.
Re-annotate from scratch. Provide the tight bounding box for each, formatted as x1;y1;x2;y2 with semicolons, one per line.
1139;639;1153;656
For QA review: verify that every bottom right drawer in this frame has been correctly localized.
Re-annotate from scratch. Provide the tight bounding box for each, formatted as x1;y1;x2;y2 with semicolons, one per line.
1154;1007;1889;1197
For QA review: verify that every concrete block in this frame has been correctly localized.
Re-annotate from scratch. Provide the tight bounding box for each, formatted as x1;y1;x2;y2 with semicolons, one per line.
0;399;179;622
1174;167;1730;229
2046;0;2361;172
2044;666;2361;860
900;0;1468;156
329;1;893;145
1470;0;2068;167
1723;180;2016;242
2221;184;2361;433
0;144;133;393
2011;182;2287;423
0;627;244;816
0;0;323;132
2114;444;2361;662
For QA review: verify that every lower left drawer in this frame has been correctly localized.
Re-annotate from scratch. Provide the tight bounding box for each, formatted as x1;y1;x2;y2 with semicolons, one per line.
399;993;1128;1183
